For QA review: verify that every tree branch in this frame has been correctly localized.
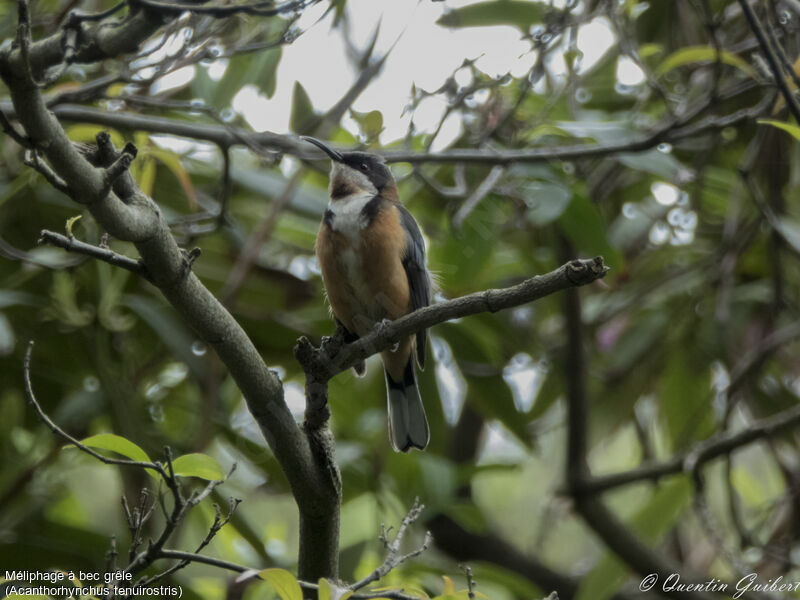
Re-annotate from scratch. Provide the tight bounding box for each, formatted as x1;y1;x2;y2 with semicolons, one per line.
129;0;315;18
38;229;147;278
0;1;168;83
296;257;608;391
452;165;505;228
24;340;168;477
574;400;800;496
736;0;800;124
25;339;241;588
349;499;431;592
557;243;719;600
428;514;584;600
0;79;763;166
2;1;339;582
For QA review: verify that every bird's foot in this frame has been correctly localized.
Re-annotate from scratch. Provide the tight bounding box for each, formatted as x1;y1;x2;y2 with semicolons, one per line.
320;332;344;356
373;319;399;352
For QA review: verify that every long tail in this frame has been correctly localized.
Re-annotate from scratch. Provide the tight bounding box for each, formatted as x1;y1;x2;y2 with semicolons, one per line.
385;358;429;452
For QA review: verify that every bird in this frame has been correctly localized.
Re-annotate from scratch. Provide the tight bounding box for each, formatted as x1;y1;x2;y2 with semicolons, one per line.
302;136;431;452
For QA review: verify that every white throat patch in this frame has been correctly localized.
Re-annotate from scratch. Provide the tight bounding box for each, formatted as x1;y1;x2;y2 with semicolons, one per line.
327;191;374;243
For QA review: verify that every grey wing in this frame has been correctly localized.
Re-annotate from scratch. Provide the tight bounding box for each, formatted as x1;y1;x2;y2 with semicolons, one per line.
397;204;431;369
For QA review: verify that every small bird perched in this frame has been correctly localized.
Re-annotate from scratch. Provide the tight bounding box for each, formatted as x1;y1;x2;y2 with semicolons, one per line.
303;136;431;452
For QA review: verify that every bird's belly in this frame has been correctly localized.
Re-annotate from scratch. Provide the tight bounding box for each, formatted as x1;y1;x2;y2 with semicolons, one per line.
336;244;384;335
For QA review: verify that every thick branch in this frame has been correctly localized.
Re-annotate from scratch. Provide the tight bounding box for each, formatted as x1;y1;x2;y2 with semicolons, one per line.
429;514;581;600
557;254;742;600
556;240;715;600
1;3;168;81
2;2;337;582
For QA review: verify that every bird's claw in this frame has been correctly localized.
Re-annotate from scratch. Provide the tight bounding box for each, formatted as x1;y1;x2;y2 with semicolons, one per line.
374;319;399;352
321;333;344;355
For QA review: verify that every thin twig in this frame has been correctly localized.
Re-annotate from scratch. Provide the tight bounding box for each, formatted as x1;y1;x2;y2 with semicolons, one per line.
24;150;71;195
737;0;800;123
139;498;241;585
0;78;762;166
575;399;800;495
23;341;167;476
220;171;301;306
129;0;315;17
38;229;147;278
0;106;31;148
63;1;126;23
461;565;476;600
452;165;505;228
349;498;432;592
413;165;468;199
217;147;232;227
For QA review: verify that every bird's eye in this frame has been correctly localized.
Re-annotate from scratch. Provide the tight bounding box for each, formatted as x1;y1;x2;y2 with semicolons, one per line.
360;163;369;172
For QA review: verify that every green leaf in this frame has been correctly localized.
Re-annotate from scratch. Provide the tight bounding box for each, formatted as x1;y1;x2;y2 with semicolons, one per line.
65;214;82;237
147;148;197;207
65;125;125;149
339;493;378;549
431;200;499;290
659;352;714;450
523;181;572;225
317;579;331;600
317;579;352;600
257;568;303;600
638;43;663;60
431;576;474;600
420;453;458;506
437;1;544;30
656;45;756;79
465;373;530;447
605;311;669;374
170;453;225;480
774;216;800;253
617;149;684;179
350;109;384;142
0;312;14;356
191;64;216;105
290;81;316;134
558;192;621;271
529;123;572;139
79;433;151;463
444;500;489;534
137;157;157;198
758;118;800;142
122;294;206;379
216;48;282;107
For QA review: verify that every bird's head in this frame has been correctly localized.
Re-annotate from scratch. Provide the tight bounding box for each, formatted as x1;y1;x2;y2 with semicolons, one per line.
302;137;396;201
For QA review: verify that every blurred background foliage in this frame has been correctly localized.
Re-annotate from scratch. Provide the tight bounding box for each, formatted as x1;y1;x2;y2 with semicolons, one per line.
1;0;800;598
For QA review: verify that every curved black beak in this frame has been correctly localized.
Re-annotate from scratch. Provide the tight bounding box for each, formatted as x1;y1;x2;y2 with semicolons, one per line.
301;136;343;162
